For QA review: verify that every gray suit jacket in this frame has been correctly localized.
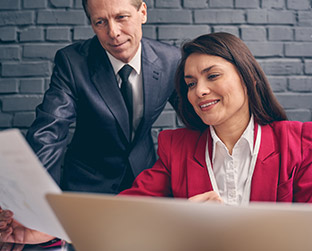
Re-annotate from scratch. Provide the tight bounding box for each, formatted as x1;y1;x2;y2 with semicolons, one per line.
26;36;180;194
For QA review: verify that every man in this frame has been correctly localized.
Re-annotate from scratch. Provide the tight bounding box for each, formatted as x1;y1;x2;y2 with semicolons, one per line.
26;0;180;194
0;0;180;249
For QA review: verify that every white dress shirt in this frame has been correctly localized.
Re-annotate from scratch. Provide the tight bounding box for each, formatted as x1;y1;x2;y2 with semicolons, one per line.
106;43;143;139
210;117;254;206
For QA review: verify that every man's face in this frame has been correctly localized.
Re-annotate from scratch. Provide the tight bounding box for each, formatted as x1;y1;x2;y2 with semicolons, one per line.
88;0;147;63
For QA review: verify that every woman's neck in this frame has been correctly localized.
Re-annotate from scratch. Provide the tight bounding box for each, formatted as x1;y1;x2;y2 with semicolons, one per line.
213;115;251;155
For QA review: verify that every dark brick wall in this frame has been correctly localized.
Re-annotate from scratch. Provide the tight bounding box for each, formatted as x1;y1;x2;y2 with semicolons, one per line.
1;0;311;141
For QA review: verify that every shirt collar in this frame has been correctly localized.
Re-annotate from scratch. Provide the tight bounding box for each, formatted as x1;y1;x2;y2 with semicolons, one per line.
210;115;254;160
106;43;141;76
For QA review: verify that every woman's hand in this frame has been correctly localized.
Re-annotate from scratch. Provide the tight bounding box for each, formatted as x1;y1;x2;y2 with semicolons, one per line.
188;191;223;204
0;207;54;248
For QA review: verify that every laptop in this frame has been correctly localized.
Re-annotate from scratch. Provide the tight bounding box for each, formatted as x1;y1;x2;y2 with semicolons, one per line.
46;192;312;251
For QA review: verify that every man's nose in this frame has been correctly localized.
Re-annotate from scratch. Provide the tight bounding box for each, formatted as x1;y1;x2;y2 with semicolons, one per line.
107;21;120;38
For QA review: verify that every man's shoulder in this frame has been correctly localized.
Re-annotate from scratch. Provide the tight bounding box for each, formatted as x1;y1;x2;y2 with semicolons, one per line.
142;37;180;58
56;36;96;57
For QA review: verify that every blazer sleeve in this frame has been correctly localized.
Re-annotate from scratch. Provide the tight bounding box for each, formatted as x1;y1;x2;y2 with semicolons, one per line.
119;130;173;197
293;122;312;202
26;49;77;185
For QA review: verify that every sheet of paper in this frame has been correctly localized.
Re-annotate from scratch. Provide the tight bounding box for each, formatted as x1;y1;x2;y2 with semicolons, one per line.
0;129;70;241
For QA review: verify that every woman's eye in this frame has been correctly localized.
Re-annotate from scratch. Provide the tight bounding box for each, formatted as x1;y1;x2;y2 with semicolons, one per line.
208;74;219;80
187;82;195;88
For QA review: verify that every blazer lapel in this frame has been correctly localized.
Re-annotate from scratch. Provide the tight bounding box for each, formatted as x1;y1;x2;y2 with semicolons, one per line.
138;39;163;131
87;37;130;142
250;124;280;201
187;129;213;197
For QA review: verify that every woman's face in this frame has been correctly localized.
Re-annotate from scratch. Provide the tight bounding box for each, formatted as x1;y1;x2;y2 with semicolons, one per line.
185;53;250;130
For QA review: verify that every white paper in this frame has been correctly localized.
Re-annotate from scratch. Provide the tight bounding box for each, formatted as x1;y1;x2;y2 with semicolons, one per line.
0;129;70;241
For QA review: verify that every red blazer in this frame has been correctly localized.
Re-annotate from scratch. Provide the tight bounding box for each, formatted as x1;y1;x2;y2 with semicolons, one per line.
120;121;312;202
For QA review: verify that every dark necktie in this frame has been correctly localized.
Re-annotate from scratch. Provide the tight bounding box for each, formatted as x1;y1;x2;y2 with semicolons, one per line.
118;64;133;139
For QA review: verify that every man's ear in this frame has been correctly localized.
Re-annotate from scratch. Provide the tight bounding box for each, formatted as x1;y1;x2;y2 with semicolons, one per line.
140;2;147;24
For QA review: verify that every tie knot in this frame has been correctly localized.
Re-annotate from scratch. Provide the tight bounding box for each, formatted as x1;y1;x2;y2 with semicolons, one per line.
118;64;133;82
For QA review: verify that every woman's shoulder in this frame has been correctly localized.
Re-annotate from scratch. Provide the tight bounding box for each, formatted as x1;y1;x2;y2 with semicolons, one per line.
158;127;204;145
265;120;312;141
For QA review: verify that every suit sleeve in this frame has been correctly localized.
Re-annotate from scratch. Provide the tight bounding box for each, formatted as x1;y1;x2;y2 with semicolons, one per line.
26;49;77;185
119;131;173;197
293;122;312;202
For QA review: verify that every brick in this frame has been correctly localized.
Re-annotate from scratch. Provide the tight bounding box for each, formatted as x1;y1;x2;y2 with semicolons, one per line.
259;59;302;75
1;95;43;112
142;25;156;39
20;27;44;42
155;0;180;8
241;26;266;41
245;42;283;57
37;10;86;25
0;113;12;127
276;93;312;109
147;9;192;23
158;25;210;40
73;26;94;40
268;10;295;24
286;109;311;122
0;46;20;60
235;0;258;8
153;111;176;127
0;27;17;41
74;0;83;8
212;26;239;37
46;27;71;41
298;11;312;26
268;26;293;41
0;79;18;93
151;128;161;144
0;11;34;25
288;77;312;92
295;28;312;41
267;77;287;92
50;0;72;8
0;0;19;10
262;0;285;8
183;0;208;8
13;112;36;127
145;0;153;8
23;44;68;59
209;0;233;8
20;78;45;93
2;62;51;77
285;43;312;57
305;60;312;74
195;10;245;24
23;0;47;9
287;0;310;10
247;10;267;24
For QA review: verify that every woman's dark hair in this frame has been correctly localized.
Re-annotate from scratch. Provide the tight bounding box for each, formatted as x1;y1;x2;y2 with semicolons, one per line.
175;32;288;131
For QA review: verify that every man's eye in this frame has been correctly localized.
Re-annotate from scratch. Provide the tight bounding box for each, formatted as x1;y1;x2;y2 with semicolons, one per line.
95;20;105;26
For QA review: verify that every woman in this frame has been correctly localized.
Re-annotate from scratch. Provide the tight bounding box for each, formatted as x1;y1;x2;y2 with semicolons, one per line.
1;32;312;247
120;32;312;204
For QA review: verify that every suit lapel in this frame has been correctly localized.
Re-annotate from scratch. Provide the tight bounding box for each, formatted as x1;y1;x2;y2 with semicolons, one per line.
250;124;280;201
139;39;163;129
87;37;130;142
187;129;213;197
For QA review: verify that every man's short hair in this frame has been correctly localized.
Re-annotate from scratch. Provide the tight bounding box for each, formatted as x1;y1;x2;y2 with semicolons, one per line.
82;0;143;20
